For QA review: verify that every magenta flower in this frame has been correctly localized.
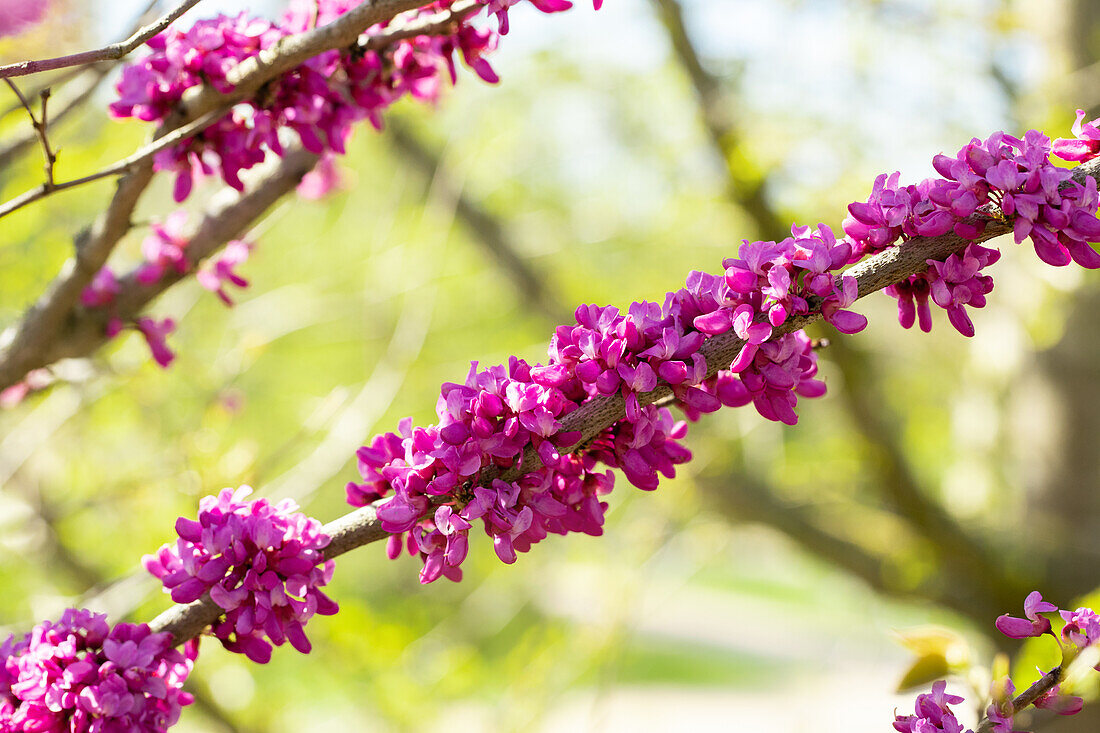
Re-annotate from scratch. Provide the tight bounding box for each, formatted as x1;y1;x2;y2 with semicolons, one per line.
80;267;119;308
0;609;196;731
1053;109;1100;163
984;703;1019;733
0;0;47;39
137;211;191;285
136;316;177;368
1060;606;1100;653
893;681;969;733
197;240;252;306
1034;682;1085;716
995;591;1058;638
924;244;1000;337
296;153;344;200
144;487;338;664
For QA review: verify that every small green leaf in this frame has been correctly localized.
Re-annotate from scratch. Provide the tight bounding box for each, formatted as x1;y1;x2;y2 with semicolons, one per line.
897;653;951;692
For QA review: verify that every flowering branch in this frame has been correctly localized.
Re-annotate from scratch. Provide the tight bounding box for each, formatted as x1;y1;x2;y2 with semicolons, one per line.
37;145;320;366
0;0;206;79
0;0;491;220
0;0;478;394
898;592;1100;731
165;0;439;126
389;90;1019;625
975;667;1065;733
139;155;1100;648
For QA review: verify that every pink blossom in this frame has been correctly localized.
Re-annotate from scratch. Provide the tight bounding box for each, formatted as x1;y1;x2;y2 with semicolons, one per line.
144;487;338;663
197;240;251;306
1053;109;1100;163
80;267;119;308
137;212;191;285
296;153;344;199
136;317;177;368
995;590;1058;639
0;0;47;39
0;609;196;731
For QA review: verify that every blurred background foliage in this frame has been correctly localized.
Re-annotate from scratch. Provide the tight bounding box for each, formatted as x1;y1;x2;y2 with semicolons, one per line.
1;0;1099;730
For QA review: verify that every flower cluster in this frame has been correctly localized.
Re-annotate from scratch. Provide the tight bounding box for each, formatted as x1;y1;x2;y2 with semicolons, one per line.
0;608;196;732
349;355;686;584
349;220;867;582
110;0;596;203
144;487;338;664
1053;109;1100;163
997;591;1100;659
78;211;253;370
893;681;968;733
897;592;1098;732
848;129;1100;336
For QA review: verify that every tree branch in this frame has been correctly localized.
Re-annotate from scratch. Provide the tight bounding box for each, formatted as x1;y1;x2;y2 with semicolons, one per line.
975;666;1065;733
0;161;156;393
0;0;206;79
145;156;1100;646
0;0;460;393
36;146;320;367
0;0;490;219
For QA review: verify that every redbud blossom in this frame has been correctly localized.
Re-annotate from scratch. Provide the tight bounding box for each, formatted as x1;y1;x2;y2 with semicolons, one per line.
145;487;338;664
0;609;196;731
995;590;1057;639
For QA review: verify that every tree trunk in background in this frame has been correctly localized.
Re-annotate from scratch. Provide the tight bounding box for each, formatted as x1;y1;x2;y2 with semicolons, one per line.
1030;2;1100;731
1028;0;1100;586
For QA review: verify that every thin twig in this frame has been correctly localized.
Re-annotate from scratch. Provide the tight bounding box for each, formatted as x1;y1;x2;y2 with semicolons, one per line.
0;105;227;220
0;0;159;120
2;79;57;187
0;0;205;79
0;0;160;166
144;156;1100;645
0;64;112;172
975;666;1064;733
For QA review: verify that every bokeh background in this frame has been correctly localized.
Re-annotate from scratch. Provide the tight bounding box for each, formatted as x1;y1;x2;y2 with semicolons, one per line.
1;0;1099;730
